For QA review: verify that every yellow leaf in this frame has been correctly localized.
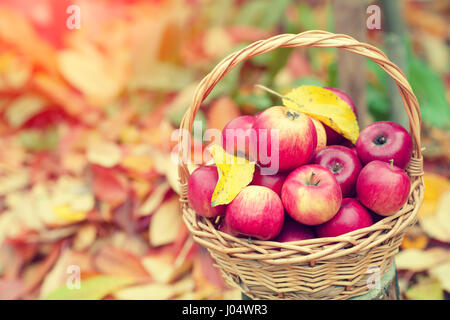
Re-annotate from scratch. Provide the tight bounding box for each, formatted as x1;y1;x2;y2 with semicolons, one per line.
208;144;255;207
53;205;87;224
5;94;46;128
282;85;359;144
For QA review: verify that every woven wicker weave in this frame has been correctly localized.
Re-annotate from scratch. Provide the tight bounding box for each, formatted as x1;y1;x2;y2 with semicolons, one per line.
177;30;424;300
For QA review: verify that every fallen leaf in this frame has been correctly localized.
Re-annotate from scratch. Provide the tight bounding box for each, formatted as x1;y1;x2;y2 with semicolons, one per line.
58;47;125;106
22;243;62;294
141;252;192;284
0;170;29;197
4;94;46;128
208;144;255;206
91;165;129;207
429;262;450;292
73;224;97;251
418;173;450;218
87;141;122;168
137;181;171;217
396;248;450;272
419;191;450;243
93;246;150;279
45;275;135;300
282;85;359;144
149;196;182;247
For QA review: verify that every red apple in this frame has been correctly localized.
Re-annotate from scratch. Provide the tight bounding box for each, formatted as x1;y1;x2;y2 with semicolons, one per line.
356;121;413;169
225;185;284;240
252;106;317;172
250;167;287;197
356;160;411;216
221;115;256;159
274;216;315;242
312;145;362;197
311;118;327;152
281;164;342;225
316;198;373;237
323;87;358;145
187;166;226;218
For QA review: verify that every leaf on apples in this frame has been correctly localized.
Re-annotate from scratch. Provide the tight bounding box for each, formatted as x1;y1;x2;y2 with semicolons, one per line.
282;85;359;144
208;144;255;207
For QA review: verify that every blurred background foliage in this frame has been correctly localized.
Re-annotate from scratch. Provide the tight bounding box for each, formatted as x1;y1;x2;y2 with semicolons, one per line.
0;0;448;300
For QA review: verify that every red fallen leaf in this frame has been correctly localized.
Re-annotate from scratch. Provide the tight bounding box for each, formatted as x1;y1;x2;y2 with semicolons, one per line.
91;164;129;208
93;246;150;280
0;278;25;300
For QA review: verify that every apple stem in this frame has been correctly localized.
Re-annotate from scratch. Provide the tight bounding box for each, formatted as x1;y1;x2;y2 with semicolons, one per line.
309;171;320;186
390;159;394;170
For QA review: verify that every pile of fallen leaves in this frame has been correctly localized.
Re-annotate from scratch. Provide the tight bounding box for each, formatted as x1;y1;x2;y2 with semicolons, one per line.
0;0;250;300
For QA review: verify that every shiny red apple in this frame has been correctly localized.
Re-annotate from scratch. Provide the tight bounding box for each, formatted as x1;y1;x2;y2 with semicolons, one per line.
323;87;358;145
281;164;342;225
274;216;316;242
356;121;413;169
312;145;362;197
250;167;287;197
221;115;256;159
356;160;411;216
252;106;317;172
225;186;284;240
187;165;226;218
316;198;373;237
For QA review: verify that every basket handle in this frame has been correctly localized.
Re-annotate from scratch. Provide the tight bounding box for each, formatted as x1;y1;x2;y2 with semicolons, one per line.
178;30;422;185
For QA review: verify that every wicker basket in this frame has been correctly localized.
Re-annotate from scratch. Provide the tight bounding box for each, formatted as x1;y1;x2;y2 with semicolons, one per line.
178;30;424;300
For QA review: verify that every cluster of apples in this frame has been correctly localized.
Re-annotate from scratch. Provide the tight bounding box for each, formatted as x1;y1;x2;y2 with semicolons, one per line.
187;87;413;242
